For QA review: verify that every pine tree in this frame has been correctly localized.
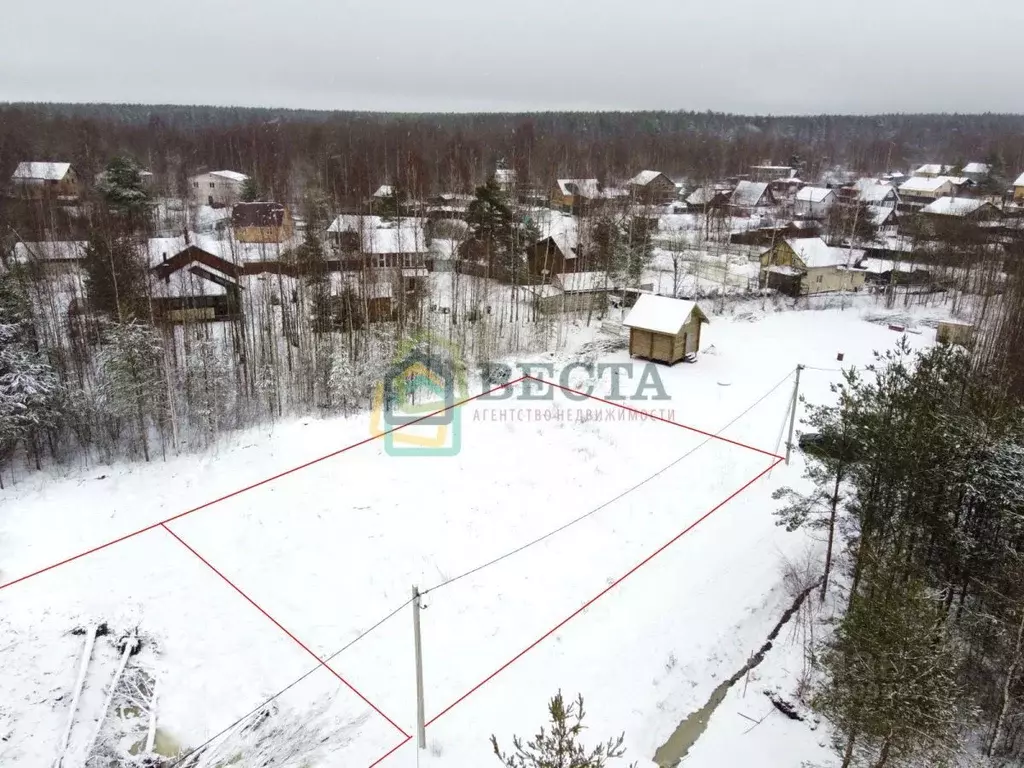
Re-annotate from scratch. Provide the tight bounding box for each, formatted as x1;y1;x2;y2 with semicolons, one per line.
97;156;150;219
96;321;166;461
491;692;636;768
241;175;261;202
83;228;148;322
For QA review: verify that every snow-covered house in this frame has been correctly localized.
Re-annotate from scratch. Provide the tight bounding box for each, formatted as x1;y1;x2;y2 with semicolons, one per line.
898;176;956;202
961;163;991;183
913;164;956;178
919;197;1000;221
729;181;774;213
189;170;248;207
759;237;866;296
494;168;516;193
148;242;243;323
626;171;677;204
9;162;81;200
623;294;709;365
525;213;581;277
551;179;603;211
1013;172;1024;202
527;271;611;314
867;206;899;238
685;186;732;212
326;215;430;270
794;187;836;218
858;182;900;208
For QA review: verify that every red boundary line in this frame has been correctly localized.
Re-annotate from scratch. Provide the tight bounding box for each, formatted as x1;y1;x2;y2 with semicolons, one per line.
0;376;528;593
160;522;409;739
422;455;784;730
534;375;785;460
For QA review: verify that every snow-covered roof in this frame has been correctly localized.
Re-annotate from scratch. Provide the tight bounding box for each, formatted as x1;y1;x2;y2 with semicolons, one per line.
685;186;731;205
623;294;707;335
856;258;925;275
326;215;428;254
962;162;991;175
914;164;954;176
554;271;610;293
859;183;898;204
146;234;298;266
795;186;834;203
208;170;248;183
556;179;602;199
730;180;770;207
627;170;667;187
372;184;396;198
150;260;238;299
494;169;516;184
785;238;865;269
920;196;993;217
13;241;88;263
867;206;898;226
1014;172;1024;188
899;176;952;194
12;162;72;181
765;265;802;277
531;210;580;258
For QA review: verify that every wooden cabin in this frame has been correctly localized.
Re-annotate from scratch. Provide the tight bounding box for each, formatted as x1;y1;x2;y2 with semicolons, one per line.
623;295;709;365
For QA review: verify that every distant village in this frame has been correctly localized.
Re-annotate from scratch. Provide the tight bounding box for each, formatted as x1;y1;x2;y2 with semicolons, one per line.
4;156;1022;330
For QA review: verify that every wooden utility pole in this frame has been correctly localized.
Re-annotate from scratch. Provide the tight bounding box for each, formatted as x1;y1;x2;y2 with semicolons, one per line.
412;585;426;749
785;365;804;465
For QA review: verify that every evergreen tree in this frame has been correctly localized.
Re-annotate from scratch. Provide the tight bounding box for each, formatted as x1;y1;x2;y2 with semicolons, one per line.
294;193;332;331
491;692;636;768
97;156;150;219
96;321;166;461
241;175;261;202
814;558;964;767
83;228;148;321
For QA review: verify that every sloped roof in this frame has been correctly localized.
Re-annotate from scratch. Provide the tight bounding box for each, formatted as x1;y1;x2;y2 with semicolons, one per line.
623;294;708;335
494;169;516;184
1014;172;1024;188
795;186;834;203
685;186;731;205
867;206;898;226
920;196;993;217
627;170;668;187
785;238;864;269
231;202;286;228
531;210;580;259
208;170;248;183
556;178;602;199
899;176;952;194
150;260;239;299
327;215;428;254
372;184;396;198
962;162;991;175
914;164;954;176
730;180;770;207
859;183;898;204
12;162;72;181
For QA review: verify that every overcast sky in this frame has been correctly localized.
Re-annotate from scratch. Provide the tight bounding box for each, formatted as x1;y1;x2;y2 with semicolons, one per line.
2;0;1022;114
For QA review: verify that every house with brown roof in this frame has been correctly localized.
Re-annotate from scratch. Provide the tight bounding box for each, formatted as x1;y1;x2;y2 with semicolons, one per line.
231;202;293;243
148;243;243;323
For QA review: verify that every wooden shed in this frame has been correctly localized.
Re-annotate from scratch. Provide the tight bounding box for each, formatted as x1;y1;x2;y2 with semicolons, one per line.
936;320;975;348
623;295;709;365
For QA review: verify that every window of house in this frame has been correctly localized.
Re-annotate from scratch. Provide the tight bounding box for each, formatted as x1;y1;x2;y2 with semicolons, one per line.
210;182;216;189
193;181;199;188
816;275;823;283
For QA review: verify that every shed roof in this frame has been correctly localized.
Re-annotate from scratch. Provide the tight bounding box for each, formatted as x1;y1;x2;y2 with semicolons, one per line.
962;162;991;175
231;201;287;228
372;184;396;198
12;162;72;181
623;294;708;335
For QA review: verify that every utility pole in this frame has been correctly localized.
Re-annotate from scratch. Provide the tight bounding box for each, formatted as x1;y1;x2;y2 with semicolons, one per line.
412;585;426;749
785;364;804;465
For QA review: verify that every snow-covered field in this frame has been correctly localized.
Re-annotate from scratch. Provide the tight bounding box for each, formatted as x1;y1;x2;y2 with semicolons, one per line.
0;303;945;767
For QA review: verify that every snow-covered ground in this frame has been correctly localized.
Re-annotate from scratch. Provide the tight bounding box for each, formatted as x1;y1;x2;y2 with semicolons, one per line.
0;303;947;767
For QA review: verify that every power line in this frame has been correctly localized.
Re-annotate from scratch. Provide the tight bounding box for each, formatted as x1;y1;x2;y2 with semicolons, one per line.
169;596;413;768
422;369;796;597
